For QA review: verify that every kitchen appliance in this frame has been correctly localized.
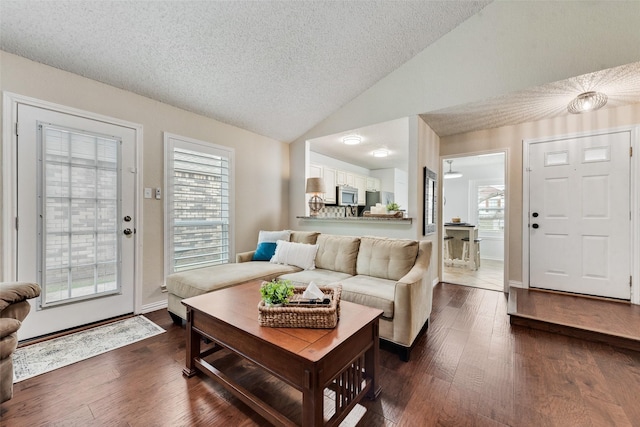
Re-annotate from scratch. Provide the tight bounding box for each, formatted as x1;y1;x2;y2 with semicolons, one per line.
336;185;358;206
365;191;394;212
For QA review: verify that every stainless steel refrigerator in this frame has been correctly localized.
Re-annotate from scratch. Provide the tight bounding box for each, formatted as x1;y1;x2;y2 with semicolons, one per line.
365;191;395;212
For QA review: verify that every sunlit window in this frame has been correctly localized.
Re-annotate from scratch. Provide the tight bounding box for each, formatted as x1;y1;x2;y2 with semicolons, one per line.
164;134;233;274
477;185;504;231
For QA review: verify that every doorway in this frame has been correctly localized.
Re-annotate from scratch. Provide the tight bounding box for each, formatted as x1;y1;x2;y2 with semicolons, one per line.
5;97;140;340
441;152;506;292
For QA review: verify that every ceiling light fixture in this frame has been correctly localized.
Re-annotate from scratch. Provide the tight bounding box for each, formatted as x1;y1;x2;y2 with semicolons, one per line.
567;91;608;114
372;149;389;158
342;135;362;145
444;160;462;179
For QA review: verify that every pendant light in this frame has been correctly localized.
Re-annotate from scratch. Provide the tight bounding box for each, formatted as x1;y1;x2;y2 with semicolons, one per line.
444;160;462;179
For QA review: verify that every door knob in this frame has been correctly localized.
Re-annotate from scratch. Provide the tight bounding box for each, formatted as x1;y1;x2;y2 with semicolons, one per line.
124;215;132;222
123;228;133;235
532;224;539;229
532;212;539;218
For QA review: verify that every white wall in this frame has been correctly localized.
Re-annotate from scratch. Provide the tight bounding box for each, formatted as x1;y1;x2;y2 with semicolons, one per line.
441;103;640;287
289;1;640;284
0;51;290;309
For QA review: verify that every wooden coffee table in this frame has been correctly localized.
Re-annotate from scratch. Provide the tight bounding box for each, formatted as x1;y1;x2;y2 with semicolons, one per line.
181;279;383;427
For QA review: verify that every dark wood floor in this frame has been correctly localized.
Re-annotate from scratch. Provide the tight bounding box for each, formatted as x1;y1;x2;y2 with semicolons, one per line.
509;287;640;352
2;283;640;426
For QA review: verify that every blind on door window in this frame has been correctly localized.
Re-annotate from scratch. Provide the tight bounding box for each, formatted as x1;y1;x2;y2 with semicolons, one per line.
39;124;121;307
166;138;231;273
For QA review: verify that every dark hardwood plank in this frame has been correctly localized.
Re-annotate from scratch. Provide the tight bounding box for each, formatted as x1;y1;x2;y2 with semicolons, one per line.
509;287;640;352
2;283;640;426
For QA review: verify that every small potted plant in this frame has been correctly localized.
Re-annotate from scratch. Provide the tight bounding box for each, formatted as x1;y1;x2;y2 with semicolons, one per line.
386;202;400;213
260;279;294;307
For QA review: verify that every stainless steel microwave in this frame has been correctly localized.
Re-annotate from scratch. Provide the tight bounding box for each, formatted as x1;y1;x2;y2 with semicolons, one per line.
337;185;358;206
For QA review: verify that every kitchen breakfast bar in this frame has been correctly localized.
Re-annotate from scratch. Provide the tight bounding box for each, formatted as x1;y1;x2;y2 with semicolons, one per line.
444;223;479;270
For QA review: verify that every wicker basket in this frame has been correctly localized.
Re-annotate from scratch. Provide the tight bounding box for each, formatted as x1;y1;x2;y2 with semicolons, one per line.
258;285;342;329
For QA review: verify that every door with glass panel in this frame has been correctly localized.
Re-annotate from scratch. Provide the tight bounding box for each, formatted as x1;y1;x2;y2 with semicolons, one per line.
528;131;631;299
16;104;136;340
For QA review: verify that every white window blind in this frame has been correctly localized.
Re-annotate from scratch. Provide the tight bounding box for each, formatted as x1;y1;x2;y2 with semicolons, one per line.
477;184;505;231
165;135;232;274
39;123;120;307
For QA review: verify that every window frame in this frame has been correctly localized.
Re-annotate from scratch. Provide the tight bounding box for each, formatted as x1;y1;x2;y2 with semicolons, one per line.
469;178;505;237
163;133;234;278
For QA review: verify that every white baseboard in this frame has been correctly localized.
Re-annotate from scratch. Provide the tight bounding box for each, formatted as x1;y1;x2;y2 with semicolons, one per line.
140;299;168;314
432;278;440;287
508;280;524;289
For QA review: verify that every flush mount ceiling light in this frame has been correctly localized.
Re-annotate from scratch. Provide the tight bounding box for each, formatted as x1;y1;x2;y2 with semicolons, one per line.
567;91;608;114
372;149;389;158
444;159;462;179
342;134;362;145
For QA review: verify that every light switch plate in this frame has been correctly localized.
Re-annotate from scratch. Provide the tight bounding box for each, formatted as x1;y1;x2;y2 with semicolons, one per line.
144;188;152;199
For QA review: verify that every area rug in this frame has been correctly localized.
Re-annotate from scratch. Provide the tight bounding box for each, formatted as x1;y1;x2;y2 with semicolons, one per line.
13;315;165;383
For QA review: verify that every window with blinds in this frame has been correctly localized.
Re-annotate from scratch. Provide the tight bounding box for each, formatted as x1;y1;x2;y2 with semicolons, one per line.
39;123;121;307
477;184;505;231
165;135;233;274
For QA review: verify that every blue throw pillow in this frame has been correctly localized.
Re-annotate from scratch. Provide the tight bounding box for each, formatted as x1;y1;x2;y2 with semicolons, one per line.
252;242;277;261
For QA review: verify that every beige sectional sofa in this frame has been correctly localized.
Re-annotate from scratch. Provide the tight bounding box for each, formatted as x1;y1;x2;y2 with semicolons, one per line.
166;231;433;361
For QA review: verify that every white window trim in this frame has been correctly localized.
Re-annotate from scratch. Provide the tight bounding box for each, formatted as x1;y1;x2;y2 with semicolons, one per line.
163;132;235;279
470;179;505;238
2;91;144;312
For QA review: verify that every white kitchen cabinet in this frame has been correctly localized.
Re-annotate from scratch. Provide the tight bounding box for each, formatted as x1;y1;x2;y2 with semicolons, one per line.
323;166;337;203
336;170;347;186
345;173;356;187
366;177;380;191
309;163;323;178
354;174;367;205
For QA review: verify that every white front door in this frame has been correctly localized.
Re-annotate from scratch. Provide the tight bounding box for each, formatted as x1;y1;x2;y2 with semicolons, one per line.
16;104;137;340
528;131;631;300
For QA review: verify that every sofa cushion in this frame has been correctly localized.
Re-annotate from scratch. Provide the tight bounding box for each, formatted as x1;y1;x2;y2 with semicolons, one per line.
278;269;353;287
270;240;319;270
290;231;320;244
251;230;291;261
315;235;360;275
166;262;300;299
356;237;418;281
258;229;291;243
252;242;277;261
340;275;396;319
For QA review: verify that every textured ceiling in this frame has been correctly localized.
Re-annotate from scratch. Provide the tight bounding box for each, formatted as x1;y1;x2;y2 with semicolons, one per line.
0;0;490;142
422;61;640;137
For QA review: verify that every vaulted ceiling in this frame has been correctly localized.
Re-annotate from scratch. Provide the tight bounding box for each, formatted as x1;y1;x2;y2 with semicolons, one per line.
2;1;639;145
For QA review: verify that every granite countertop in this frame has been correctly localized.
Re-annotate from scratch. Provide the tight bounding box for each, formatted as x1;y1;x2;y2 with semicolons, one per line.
297;216;412;223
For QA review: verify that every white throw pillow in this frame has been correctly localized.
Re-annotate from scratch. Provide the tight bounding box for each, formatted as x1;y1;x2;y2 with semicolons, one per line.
258;230;291;243
270;240;318;270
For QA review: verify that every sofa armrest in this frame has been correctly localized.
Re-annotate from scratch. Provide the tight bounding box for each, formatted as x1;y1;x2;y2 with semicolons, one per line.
0;282;41;311
236;251;256;263
391;240;433;346
0;318;21;339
